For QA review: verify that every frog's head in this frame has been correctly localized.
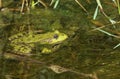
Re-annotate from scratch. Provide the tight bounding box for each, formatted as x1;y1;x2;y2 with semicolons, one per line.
48;30;68;44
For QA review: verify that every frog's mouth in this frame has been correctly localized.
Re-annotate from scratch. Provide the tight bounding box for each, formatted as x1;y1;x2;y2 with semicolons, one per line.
41;38;64;44
52;43;60;49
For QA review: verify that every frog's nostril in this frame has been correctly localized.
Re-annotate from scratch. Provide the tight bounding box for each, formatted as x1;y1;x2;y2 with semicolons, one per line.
54;34;58;39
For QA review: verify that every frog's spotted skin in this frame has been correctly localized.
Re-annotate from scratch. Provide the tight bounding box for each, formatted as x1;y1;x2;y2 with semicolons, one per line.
8;30;68;55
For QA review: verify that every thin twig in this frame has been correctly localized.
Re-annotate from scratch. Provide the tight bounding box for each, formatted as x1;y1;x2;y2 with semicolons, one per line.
3;52;45;64
38;0;47;8
75;0;88;13
91;21;120;31
21;0;25;12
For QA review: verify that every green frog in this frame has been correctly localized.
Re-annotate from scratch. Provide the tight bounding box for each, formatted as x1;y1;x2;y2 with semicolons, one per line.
8;30;68;55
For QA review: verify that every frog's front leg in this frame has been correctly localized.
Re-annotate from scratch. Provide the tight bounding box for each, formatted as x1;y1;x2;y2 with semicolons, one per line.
41;47;52;54
41;44;60;54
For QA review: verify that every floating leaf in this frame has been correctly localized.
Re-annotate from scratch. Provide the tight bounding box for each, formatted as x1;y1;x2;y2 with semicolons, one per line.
48;65;69;74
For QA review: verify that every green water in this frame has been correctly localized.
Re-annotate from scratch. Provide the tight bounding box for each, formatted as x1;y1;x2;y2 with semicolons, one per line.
0;0;120;79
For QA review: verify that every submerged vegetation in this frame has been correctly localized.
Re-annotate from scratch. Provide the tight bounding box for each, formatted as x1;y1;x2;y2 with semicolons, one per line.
0;0;120;79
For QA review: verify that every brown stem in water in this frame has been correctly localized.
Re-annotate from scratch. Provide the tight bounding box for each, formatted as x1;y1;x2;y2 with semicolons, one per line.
0;0;2;8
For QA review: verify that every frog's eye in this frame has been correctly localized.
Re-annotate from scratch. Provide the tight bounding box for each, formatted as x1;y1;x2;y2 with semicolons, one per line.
54;34;58;39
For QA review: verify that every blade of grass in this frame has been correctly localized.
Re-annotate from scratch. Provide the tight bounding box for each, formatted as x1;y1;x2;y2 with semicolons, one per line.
116;0;120;14
53;0;59;9
50;0;60;9
93;5;99;20
93;27;120;38
113;43;120;49
31;1;39;8
50;0;54;6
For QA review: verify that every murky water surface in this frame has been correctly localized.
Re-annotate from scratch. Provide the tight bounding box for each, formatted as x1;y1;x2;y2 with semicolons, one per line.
0;0;120;79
